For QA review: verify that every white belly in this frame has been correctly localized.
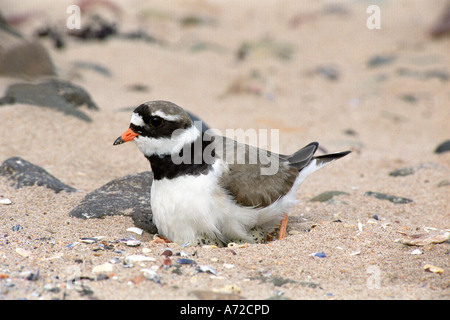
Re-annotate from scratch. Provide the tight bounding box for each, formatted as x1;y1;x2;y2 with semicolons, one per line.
150;159;304;245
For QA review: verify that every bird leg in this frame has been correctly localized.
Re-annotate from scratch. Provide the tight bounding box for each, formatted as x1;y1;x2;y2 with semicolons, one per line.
278;213;289;240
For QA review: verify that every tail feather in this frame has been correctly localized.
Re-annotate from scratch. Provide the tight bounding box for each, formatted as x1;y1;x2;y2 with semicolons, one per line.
286;142;318;170
313;150;351;167
286;142;351;172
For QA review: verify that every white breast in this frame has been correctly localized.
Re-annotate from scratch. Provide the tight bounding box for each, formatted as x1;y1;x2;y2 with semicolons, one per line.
150;159;221;244
150;159;309;245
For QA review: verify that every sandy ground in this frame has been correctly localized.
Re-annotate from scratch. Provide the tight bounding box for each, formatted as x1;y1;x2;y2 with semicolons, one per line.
0;0;449;300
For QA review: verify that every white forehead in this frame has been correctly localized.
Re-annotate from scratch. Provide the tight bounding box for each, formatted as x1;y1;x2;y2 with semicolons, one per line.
131;112;145;127
130;110;182;126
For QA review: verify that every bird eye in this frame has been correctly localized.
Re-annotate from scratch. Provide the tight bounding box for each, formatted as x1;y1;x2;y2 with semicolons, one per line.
149;116;164;128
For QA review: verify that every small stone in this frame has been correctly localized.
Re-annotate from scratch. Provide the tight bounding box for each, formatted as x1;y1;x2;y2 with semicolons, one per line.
398;94;417;104
434;140;450;154
411;249;423;255
161;248;173;257
310;252;327;258
43;283;60;293
12;225;23;232
400;231;450;246
389;167;416;177
314;65;340;81
309;190;349;202
0;157;77;193
92;263;113;274
15;248;31;257
0;80;98;122
177;258;196;265
0;198;12;205
364;191;413;204
124;255;156;264
126;227;143;235
437;180;450;187
367;54;396;67
423;264;444;274
197;265;217;275
69;172;156;234
125;239;141;247
141;268;161;283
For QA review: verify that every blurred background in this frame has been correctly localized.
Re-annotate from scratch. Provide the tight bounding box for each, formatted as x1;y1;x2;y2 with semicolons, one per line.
0;0;449;189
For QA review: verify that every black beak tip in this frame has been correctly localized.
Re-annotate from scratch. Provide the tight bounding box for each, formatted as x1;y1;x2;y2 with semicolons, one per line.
113;136;124;146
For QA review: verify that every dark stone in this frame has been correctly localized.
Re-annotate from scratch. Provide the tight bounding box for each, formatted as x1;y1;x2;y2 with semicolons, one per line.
68;15;117;40
434;140;450;153
0;12;56;78
389;166;416;177
314;65;340;81
309;190;349;202
0;157;77;193
364;191;413;204
396;68;449;82
69;172;157;234
367;54;396;68
398;94;417;104
437;179;450;187
0;79;98;122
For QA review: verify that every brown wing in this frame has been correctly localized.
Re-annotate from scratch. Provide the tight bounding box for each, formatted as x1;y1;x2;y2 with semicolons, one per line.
213;136;309;208
219;162;298;208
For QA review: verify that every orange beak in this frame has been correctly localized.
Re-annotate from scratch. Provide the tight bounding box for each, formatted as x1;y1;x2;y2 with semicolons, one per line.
113;128;139;145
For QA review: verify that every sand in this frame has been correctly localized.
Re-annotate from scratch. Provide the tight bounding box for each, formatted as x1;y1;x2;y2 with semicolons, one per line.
0;0;449;300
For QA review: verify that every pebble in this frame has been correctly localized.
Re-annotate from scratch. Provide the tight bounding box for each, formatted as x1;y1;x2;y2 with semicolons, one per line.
389;167;416;177
126;227;143;235
92;263;114;274
118;237;141;247
411;249;423;255
125;239;141;247
142;248;151;254
12;225;23;232
15;248;31;257
197;265;217;275
65;242;80;249
437;180;450;187
68;172;156;234
310;252;327;258
400;231;450;246
0;157;77;193
423;264;444;274
364;191;413;204
367;54;396;67
0;198;12;205
125;255;156;264
109;257;121;264
434;140;450;154
80;237;101;244
0;80;98;122
177;258;196;265
161;248;173;257
309;190;349;202
141;268;161;283
314;65;340;81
